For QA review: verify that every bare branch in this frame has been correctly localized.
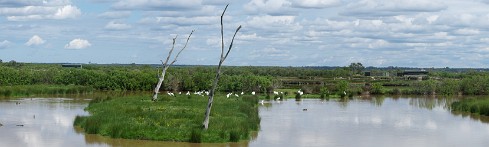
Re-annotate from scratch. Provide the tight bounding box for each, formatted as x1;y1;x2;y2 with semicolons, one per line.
164;35;178;66
220;4;229;60
170;30;195;66
222;25;241;61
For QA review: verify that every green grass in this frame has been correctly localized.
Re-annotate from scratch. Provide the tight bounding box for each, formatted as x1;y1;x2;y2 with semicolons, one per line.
0;85;94;99
451;98;489;116
74;94;260;143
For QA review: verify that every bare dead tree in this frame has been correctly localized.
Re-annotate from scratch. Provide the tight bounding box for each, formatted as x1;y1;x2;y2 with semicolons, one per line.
152;30;194;101
202;4;241;129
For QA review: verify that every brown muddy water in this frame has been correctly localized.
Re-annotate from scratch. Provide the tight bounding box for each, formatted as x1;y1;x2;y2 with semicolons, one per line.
1;97;489;147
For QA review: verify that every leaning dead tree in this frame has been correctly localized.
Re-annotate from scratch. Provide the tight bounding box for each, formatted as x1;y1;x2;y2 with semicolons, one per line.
152;30;194;101
202;4;241;129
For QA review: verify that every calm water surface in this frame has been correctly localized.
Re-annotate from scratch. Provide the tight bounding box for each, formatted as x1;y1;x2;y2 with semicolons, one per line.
1;97;489;147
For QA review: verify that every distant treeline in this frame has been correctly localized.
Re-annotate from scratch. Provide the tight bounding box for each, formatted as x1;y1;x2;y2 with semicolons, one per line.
3;62;489;96
0;63;270;92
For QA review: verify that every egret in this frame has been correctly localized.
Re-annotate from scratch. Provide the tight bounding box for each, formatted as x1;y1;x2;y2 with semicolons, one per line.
235;94;239;97
277;97;281;100
343;91;347;95
241;91;244;95
179;92;182;95
273;91;279;95
186;91;190;95
227;93;232;98
260;100;264;105
252;91;256;95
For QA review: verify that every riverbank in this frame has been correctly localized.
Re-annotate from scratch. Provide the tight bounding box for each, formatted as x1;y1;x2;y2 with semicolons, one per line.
74;94;260;143
451;97;489;116
0;85;94;99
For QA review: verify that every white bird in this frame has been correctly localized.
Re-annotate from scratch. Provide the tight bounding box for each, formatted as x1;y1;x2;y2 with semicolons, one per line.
343;91;347;95
260;100;264;105
241;91;244;95
227;93;232;98
252;91;256;95
235;94;239;97
205;91;210;96
179;92;182;95
186;91;190;95
277;97;281;100
273;91;279;95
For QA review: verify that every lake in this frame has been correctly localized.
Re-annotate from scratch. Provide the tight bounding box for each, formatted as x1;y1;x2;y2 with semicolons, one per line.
1;96;489;147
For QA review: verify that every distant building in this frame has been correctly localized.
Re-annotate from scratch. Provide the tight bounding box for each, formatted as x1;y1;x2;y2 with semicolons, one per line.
397;70;429;80
364;71;390;77
61;64;83;69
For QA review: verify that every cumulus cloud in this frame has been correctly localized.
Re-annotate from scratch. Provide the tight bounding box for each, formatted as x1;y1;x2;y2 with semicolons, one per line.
251;47;291;58
1;5;81;21
341;0;447;17
65;39;91;49
105;21;132;30
112;0;202;10
244;0;294;15
0;40;11;49
453;28;480;35
154;16;220;26
291;0;341;9
98;11;131;19
247;15;302;32
25;35;46;46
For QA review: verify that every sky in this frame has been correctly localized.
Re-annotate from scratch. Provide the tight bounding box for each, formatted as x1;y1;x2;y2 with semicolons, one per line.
1;0;489;68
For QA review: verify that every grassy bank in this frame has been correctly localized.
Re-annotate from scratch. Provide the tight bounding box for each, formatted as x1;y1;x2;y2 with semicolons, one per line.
74;94;260;143
451;98;489;116
0;85;94;99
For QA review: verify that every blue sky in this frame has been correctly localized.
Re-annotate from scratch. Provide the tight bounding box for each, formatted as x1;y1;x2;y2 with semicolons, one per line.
1;0;489;67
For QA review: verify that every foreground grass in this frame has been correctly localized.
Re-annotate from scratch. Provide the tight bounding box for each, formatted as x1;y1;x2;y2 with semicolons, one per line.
0;85;94;99
451;97;489;116
74;94;260;143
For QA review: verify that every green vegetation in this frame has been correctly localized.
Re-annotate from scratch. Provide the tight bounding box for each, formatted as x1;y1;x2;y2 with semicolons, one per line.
74;94;260;143
4;62;489;98
451;98;489;116
0;85;93;99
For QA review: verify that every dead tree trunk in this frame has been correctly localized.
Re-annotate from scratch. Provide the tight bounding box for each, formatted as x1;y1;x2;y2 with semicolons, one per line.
152;30;194;101
202;4;241;129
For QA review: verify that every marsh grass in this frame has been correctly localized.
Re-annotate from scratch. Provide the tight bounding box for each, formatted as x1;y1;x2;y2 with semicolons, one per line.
451;98;489;116
0;85;93;99
74;94;260;143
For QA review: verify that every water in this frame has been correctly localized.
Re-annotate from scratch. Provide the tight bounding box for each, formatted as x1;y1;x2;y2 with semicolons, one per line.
250;97;489;147
1;97;489;147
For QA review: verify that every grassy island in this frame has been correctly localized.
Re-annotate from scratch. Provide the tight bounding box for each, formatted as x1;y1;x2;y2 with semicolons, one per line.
451;98;489;116
74;94;260;143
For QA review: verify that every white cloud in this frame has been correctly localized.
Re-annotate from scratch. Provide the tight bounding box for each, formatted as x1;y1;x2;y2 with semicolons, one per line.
251;47;291;58
0;40;11;49
112;0;202;10
291;0;341;9
52;5;80;19
244;0;293;15
65;39;91;49
342;0;446;17
2;5;81;21
247;15;302;32
155;16;220;26
25;35;46;46
105;21;132;30
454;28;480;35
98;11;131;19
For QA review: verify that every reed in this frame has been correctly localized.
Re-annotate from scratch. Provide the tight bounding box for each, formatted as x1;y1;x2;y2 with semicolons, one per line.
0;85;93;99
451;98;489;116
